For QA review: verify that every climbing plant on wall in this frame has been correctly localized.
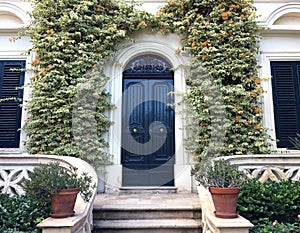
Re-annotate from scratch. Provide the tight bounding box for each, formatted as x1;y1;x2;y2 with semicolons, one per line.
155;0;271;160
23;0;152;166
23;0;271;167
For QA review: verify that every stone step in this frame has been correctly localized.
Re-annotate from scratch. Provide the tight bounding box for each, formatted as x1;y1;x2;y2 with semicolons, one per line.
94;205;201;220
0;149;21;154
93;219;202;233
93;193;202;233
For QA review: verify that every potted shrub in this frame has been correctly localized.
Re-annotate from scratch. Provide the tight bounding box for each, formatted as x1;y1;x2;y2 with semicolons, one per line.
24;162;95;218
193;158;246;218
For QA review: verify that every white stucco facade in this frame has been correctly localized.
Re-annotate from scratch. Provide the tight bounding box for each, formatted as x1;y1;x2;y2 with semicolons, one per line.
256;1;300;149
1;0;300;192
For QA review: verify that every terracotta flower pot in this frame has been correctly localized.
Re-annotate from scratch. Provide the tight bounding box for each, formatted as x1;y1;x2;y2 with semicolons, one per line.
209;186;240;218
50;187;80;218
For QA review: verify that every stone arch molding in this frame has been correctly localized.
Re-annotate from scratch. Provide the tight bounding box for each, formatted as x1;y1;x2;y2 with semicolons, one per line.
107;37;188;109
264;3;300;28
0;2;31;26
117;41;186;71
103;35;192;191
105;36;188;166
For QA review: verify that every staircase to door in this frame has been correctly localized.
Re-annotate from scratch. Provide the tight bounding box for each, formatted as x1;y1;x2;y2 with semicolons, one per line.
92;192;202;233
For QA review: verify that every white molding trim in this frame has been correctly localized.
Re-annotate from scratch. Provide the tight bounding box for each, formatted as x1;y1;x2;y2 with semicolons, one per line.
0;1;31;26
103;32;192;190
259;52;300;150
262;3;300;27
0;51;34;152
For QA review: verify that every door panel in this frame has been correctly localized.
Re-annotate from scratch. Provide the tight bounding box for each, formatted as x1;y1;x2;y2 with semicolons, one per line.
122;80;147;164
149;80;174;165
122;76;175;186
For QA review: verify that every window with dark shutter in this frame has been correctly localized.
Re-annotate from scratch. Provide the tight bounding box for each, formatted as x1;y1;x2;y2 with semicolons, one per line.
271;61;300;148
0;61;25;148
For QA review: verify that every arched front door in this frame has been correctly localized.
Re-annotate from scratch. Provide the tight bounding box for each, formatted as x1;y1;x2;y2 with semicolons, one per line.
121;55;175;186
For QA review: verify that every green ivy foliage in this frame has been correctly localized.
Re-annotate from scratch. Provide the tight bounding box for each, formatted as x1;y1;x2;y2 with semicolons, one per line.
156;0;271;160
23;0;271;167
23;0;152;166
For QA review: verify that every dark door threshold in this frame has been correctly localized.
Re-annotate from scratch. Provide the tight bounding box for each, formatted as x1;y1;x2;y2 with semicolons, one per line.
119;186;177;193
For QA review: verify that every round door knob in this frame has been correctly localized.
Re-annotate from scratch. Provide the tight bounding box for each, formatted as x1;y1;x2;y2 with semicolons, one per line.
133;128;138;133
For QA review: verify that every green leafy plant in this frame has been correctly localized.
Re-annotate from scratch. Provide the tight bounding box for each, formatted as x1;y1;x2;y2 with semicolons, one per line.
21;0;152;167
289;133;300;149
156;0;272;160
0;193;50;233
24;162;95;204
238;179;300;232
193;158;246;188
21;0;272;170
258;220;299;233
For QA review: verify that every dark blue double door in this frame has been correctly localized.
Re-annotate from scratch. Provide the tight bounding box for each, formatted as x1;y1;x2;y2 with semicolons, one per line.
121;73;175;186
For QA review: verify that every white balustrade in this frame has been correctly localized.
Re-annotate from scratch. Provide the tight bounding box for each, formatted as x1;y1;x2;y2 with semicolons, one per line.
198;153;300;233
0;153;98;233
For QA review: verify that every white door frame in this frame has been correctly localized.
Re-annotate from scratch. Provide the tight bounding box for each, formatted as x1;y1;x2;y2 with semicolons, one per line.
103;32;193;192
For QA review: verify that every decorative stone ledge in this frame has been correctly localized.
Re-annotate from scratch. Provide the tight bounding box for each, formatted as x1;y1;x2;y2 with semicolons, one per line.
223;154;300;182
0;153;98;233
197;154;300;233
197;185;253;233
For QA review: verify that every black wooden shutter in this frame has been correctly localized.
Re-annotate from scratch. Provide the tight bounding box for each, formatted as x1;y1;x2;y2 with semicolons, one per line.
271;61;300;148
0;61;25;148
